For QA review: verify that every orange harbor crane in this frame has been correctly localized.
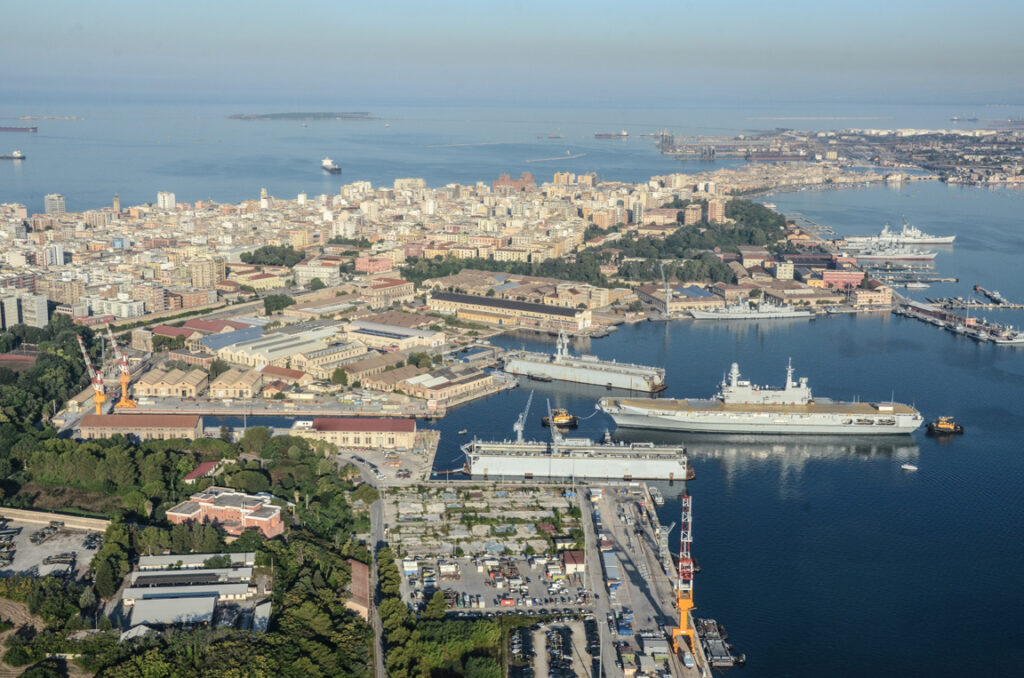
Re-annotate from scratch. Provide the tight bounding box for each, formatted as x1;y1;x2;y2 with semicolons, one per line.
106;326;136;409
672;489;696;655
76;334;106;415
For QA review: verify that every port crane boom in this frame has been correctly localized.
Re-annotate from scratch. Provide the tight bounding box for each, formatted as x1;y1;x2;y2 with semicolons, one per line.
105;326;136;409
672;488;696;654
76;334;106;415
513;390;534;444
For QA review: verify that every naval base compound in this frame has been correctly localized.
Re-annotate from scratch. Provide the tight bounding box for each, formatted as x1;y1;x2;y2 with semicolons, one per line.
461;437;689;481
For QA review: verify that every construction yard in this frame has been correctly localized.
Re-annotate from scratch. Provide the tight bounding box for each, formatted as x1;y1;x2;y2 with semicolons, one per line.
0;519;101;580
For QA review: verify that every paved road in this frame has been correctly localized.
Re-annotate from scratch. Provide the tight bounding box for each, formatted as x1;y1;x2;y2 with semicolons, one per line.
343;457;387;678
580;491;621;678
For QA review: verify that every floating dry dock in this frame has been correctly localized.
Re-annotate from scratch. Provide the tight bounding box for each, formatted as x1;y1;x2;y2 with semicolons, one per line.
461;437;689;481
461;392;688;480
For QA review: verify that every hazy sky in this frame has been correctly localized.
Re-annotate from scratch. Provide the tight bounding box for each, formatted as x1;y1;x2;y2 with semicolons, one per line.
4;0;1021;105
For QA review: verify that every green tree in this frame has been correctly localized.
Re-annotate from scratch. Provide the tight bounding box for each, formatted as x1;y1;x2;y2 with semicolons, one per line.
264;294;296;314
78;586;96;613
209;358;231;380
465;656;502;678
309;277;325;290
239;426;272;454
152;334;185;352
331;367;348;386
94;559;118;599
240;245;305;268
423;590;447;620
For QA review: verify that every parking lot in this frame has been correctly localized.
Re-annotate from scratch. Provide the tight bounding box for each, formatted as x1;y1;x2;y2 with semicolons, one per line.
335;430;440;486
400;555;595;616
0;520;102;579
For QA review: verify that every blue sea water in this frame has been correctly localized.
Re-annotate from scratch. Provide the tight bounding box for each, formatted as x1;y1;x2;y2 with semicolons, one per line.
4;101;1024;676
3;100;1023;214
425;183;1024;677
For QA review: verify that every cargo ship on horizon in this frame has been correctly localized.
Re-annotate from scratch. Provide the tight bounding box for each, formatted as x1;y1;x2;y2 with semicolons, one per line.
0;126;37;133
321;157;341;174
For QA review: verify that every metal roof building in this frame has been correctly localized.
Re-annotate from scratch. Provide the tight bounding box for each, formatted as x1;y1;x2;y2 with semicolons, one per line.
129;597;215;627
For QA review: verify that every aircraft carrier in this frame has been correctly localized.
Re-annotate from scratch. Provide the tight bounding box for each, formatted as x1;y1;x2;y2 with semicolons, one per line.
600;360;922;435
502;331;665;393
461;393;689;481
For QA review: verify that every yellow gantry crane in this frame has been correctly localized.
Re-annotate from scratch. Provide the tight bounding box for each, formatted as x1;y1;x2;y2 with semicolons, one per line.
672;490;696;655
76;334;106;415
106;326;136;409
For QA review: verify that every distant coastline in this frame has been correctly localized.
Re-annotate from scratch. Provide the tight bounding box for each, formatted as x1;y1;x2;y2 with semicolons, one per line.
228;111;376;121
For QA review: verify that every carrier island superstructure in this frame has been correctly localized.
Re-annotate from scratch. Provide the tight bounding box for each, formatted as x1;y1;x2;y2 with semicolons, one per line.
462;393;688;480
502;331;666;393
601;360;922;435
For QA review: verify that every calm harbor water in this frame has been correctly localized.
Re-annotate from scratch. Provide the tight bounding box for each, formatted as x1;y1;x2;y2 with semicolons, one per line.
428;184;1024;677
6;101;1024;675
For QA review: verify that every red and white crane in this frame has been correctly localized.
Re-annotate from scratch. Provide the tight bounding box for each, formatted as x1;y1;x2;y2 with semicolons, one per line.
105;326;136;409
76;334;106;415
672;489;696;654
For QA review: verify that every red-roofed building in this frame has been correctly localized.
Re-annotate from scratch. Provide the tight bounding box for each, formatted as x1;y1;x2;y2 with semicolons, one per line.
562;550;586;575
152;325;202;341
346;559;370;620
166;486;283;538
355;256;394;274
261;380;288;398
293;417;416;450
80;414;203;441
259;365;312;385
183;318;251;334
183;460;222;484
364;277;415;309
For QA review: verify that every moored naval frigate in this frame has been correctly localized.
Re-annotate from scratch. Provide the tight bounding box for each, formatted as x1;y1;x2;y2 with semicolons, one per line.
600;361;922;435
461;393;689;480
502;331;665;392
689;298;814;320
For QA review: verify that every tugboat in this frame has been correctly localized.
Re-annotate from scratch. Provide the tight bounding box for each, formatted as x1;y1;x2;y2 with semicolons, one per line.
541;408;578;428
321;156;342;174
927;416;964;435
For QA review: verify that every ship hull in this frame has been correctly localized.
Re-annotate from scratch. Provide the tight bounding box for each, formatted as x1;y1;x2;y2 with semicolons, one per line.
604;408;921;435
504;355;664;392
848;236;955;246
855;254;936;262
689;309;813;320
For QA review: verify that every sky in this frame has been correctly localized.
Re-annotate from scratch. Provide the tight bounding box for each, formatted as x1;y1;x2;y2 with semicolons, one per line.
3;0;1022;106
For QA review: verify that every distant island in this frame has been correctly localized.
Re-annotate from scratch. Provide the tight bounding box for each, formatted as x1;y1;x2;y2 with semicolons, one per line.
228;111;376;120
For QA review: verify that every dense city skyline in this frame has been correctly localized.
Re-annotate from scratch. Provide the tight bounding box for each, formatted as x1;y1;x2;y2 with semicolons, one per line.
4;0;1023;105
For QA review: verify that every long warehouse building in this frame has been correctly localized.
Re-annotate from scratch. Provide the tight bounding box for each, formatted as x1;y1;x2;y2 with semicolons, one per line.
427;291;591;332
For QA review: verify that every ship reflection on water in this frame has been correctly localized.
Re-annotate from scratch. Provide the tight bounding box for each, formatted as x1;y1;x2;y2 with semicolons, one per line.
615;430;920;496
